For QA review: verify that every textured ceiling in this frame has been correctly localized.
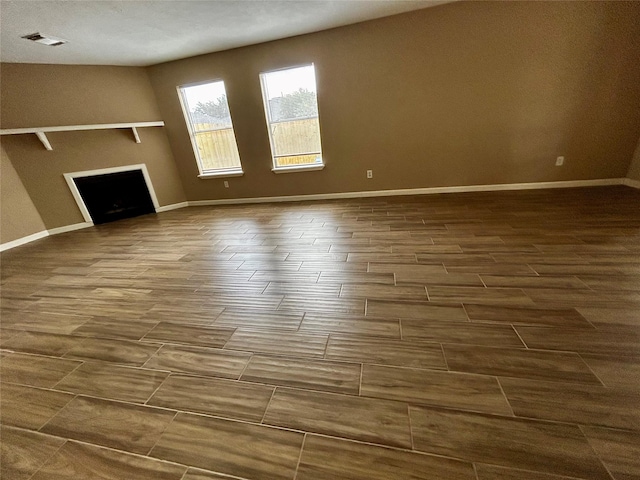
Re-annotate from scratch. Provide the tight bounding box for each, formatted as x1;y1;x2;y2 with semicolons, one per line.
1;0;451;66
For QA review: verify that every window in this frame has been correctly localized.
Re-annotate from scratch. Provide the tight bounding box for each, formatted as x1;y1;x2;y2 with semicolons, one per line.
260;64;323;171
178;80;243;177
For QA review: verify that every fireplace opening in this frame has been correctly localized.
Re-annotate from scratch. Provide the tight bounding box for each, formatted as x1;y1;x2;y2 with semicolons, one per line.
73;169;156;224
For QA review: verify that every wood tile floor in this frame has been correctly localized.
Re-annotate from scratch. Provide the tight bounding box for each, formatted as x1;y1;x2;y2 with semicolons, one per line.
1;185;639;480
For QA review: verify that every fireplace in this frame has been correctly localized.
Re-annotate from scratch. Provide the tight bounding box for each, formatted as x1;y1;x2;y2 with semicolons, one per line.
65;165;158;225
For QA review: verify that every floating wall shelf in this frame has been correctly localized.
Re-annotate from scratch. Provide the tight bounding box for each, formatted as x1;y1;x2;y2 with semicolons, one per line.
0;121;165;151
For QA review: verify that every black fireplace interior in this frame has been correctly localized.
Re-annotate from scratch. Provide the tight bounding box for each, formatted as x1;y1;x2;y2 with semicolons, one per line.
74;170;156;225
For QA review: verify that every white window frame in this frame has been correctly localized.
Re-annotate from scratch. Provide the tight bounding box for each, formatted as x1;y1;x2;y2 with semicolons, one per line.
259;64;325;174
177;79;244;179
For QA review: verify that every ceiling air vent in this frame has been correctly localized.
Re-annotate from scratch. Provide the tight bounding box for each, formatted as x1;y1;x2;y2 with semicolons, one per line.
21;32;67;47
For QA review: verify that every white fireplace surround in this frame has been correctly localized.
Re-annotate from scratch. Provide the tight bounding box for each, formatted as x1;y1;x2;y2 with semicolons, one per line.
64;164;160;224
1;175;638;252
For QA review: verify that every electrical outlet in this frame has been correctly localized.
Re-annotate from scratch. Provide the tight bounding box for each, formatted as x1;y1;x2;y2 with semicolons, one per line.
223;180;229;188
555;156;565;166
366;170;373;179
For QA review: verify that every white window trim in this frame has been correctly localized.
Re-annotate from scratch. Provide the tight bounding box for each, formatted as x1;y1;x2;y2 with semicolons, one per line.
176;81;244;177
271;164;325;174
259;63;324;171
198;169;244;179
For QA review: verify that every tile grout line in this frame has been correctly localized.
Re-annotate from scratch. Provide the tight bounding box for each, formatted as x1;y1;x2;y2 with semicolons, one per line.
472;462;480;480
25;438;69;480
292;433;307;480
440;344;450;371
145;410;179;456
143;371;173;405
575;353;608;388
48;359;86;390
5;380;180;413
140;344;168;369
296;311;307;333
14;374;598;444
407;404;415;451
578;312;600;330
177;467;190;480
495;377;516;417
30;430;194;472
577;424;618;480
36;392;79;434
510;325;529;349
4;189;640;479
321;333;330;359
236;354;254;380
460;303;472;321
260;387;278;424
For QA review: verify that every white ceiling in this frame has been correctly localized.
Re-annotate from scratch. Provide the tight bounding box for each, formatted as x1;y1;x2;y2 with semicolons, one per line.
1;0;450;67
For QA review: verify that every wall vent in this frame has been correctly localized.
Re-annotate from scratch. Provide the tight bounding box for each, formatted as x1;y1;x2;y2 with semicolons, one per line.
21;32;67;47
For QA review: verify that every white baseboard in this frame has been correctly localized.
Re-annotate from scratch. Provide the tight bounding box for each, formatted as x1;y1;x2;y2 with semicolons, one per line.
47;222;94;236
188;178;626;207
623;178;640;189
156;201;189;213
1;222;93;252
0;230;49;252
0;177;630;253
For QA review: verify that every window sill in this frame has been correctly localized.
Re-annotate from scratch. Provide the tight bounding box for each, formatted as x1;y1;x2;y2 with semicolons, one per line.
198;170;244;179
272;164;325;174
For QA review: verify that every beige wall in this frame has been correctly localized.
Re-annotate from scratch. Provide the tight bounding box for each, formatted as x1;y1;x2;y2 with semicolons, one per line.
3;1;640;230
1;64;186;229
627;138;640;182
1;145;47;244
148;1;640;202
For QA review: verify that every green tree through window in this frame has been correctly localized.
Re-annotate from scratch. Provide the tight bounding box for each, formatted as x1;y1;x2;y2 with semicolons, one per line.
275;88;318;121
194;95;230;121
